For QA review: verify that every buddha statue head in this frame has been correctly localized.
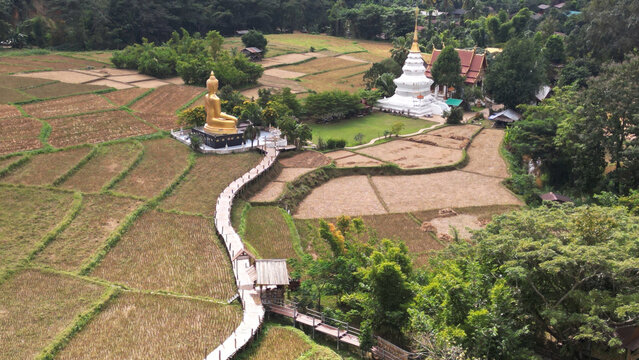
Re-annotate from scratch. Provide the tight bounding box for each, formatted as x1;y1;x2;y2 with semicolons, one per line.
206;71;219;94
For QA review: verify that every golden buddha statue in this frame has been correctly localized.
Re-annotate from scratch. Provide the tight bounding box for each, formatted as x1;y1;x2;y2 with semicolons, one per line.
203;71;238;135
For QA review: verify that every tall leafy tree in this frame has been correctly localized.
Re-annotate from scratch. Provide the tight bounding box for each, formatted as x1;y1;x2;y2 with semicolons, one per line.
431;46;463;92
485;38;546;109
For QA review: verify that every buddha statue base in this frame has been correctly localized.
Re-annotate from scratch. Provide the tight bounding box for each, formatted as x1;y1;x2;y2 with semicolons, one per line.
204;123;238;135
192;126;245;149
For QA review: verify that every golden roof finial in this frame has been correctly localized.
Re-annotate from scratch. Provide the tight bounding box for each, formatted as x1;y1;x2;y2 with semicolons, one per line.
410;6;421;53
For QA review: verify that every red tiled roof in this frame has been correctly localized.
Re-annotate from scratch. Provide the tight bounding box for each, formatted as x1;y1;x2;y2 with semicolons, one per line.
425;48;487;85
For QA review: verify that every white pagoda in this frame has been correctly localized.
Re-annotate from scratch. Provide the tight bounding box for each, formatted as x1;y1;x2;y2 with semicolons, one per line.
377;11;450;116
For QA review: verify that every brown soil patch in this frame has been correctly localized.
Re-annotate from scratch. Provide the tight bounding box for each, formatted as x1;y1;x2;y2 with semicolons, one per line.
14;71;101;84
113;138;189;199
276;167;315;182
0;104;21;118
35;195;141;271
428;124;480;139
87;79;133;90
325;150;356;160
250;181;287;203
135;112;178;130
48;110;156;148
91;211;236;299
4;54;106;70
22;93;115;118
357;140;462;169
429;214;482;239
161;152;263;214
0;269;106;360
362;213;443;254
110;74;155;83
0;63;42;74
3;147;90;186
0;116;43;155
57;292;241;360
263;68;306;79
408;133;467;149
295;176;386;218
336;55;368;63
335;154;383;168
24;82;110;99
130;84;203;114
131;79;171;88
1;75;53;89
260;53;314;67
372;171;523;213
279;151;330;168
103;87;149;106
60;142;141;192
463;129;509;178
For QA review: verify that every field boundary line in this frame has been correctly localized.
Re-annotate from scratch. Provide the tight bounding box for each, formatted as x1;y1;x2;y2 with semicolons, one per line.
367;174;390;213
12;87;116;106
125;87;155;107
36;286;120;360
26;192;83;262
52;145;99;186
279;207;305;258
175;90;207;115
0;154;31;178
101;140;145;192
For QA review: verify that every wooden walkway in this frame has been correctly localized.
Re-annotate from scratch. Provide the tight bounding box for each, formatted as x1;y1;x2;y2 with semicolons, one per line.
205;146;280;360
265;300;420;360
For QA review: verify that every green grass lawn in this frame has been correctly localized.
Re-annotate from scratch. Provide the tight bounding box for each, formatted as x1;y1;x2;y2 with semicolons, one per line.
309;113;437;146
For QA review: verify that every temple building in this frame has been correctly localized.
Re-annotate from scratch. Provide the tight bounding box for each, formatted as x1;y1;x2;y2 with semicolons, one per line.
425;48;487;87
376;9;450;117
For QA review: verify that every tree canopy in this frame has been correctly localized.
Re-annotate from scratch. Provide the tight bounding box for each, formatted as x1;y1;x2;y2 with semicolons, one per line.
431;46;463;90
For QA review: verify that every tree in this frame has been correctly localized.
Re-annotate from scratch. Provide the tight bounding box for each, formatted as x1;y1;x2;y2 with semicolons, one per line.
580;0;639;62
243;123;259;147
391;34;412;65
241;29;267;51
485;38;547;109
444;107;463;124
410;204;639;359
178;106;206;128
363;58;401;89
581;55;639;192
206;30;224;59
239;101;263;126
374;73;397;97
431;46;463;95
390;121;404;136
354;132;364;144
544;34;565;65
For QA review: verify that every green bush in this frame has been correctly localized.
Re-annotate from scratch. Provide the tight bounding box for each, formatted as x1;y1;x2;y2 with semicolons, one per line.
137;45;177;78
176;55;214;86
178;106;206;128
241;30;267;51
111;43;145;69
304;90;363;122
445;107;464;125
326;138;346;149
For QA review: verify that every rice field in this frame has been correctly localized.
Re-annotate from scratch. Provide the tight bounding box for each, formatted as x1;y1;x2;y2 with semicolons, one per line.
112;138;190;199
0;186;73;271
462;129;509;178
298;63;369;93
91;211;236;299
47;110;156;148
0;86;33;103
356;140;463;169
23;82;109;99
35;194;141;271
0;155;22;170
59;142;142;193
160;151;263;215
129;85;203;114
243;206;298;259
236;325;312;360
0;115;43;155
56;292;242;360
0;269;106;359
279;57;364;74
102;87;150;106
1;147;91;186
22;93;115;119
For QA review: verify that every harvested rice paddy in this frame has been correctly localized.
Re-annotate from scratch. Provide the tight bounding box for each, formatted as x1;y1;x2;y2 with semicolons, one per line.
22;93;115;119
59;142;142;193
23;82;109;99
102;87;150;106
129;85;203;114
0;186;73;271
161;152;263;215
2;147;91;186
0;269;106;360
112;138;189;199
236;325;313;360
35;194;141;271
56;292;242;360
243;206;298;259
91;211;236;299
0;115;43;155
357;140;463;169
47;110;156;148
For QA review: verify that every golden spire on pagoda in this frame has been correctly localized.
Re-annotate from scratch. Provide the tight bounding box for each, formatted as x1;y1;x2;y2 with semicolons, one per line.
410;7;421;53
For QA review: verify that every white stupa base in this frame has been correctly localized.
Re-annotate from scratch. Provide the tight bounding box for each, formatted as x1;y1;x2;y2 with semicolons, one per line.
377;95;450;116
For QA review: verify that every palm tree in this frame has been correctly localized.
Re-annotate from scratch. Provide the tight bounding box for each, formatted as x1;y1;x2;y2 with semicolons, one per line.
243;124;259;148
391;34;412;65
